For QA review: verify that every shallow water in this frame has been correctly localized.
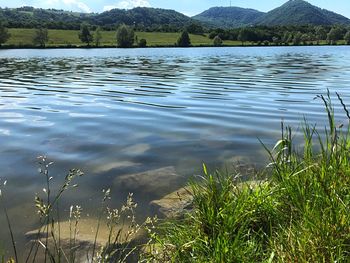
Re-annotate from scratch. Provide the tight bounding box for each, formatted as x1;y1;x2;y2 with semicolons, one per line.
1;46;350;253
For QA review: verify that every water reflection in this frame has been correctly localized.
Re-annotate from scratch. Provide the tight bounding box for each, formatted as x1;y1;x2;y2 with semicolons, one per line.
1;46;350;252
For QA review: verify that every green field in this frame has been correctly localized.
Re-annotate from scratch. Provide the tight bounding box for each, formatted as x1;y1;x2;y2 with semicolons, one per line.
5;28;344;48
5;28;242;47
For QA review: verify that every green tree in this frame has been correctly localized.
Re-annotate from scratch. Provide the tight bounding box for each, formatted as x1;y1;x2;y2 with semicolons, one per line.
308;33;316;43
282;32;288;44
327;27;343;44
301;33;309;45
33;27;49;47
287;33;293;44
177;30;191;47
0;22;10;47
315;26;327;44
116;24;134;48
272;36;280;46
79;23;93;46
213;35;223;46
237;28;251;45
186;23;204;35
94;26;102;47
138;38;147;48
292;32;302;45
344;31;350;45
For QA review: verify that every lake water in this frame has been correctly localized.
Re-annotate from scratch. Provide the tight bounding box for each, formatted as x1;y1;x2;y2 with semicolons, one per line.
1;46;350;253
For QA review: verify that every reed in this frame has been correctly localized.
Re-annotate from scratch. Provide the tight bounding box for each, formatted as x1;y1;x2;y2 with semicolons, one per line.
0;157;155;263
144;91;350;262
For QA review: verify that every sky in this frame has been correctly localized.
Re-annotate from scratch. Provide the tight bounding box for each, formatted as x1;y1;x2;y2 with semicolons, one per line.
0;0;349;18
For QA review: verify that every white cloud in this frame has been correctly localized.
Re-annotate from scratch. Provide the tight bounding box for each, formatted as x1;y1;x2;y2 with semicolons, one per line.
181;11;196;17
63;0;91;12
103;0;151;11
44;0;91;13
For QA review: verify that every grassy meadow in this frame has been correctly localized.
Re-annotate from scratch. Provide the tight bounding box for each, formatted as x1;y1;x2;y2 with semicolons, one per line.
4;28;346;48
5;28;242;47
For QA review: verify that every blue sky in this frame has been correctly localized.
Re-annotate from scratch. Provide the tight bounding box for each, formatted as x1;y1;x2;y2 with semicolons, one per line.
0;0;349;18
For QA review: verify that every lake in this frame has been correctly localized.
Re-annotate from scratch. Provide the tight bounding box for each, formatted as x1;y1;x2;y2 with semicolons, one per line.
1;46;350;252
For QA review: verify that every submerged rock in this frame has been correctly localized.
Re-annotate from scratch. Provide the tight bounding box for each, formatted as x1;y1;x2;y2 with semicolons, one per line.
150;187;193;219
114;166;183;197
92;160;140;173
223;156;258;180
25;218;145;262
122;143;151;156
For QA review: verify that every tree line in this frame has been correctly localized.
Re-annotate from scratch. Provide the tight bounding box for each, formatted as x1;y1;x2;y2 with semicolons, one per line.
0;6;194;32
1;21;350;48
209;25;350;45
0;22;196;48
78;24;196;47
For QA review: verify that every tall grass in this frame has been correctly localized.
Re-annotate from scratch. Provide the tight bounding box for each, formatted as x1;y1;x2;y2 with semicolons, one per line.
145;92;350;262
0;157;156;263
0;179;18;263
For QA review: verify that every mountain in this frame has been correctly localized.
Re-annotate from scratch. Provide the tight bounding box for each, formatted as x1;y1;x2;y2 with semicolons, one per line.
192;7;264;28
193;0;350;28
256;0;350;26
0;6;193;31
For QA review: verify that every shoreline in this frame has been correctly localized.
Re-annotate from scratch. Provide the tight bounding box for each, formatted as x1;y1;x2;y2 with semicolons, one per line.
0;43;349;50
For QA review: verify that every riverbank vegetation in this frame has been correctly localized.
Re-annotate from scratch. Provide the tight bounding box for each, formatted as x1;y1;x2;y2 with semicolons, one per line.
145;92;350;262
1;92;350;262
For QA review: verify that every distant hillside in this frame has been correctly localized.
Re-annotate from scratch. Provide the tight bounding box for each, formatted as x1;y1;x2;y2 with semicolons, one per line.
256;0;350;26
1;0;350;31
193;7;264;28
91;7;192;31
0;6;91;29
0;6;193;31
193;0;350;28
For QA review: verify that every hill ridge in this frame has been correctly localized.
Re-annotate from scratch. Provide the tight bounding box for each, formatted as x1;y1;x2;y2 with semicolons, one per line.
192;6;264;28
193;0;350;28
255;0;350;26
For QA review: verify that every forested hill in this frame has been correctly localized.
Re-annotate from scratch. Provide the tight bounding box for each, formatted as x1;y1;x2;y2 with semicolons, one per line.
193;0;350;28
0;6;91;29
256;0;350;26
0;6;193;31
192;7;264;28
91;7;192;31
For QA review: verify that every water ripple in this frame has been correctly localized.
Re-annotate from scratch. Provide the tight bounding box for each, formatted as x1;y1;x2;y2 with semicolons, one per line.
0;46;350;246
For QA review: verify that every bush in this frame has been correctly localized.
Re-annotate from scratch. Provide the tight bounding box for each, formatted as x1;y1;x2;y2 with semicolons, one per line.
213;35;223;47
0;22;10;46
33;27;48;47
138;38;147;48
